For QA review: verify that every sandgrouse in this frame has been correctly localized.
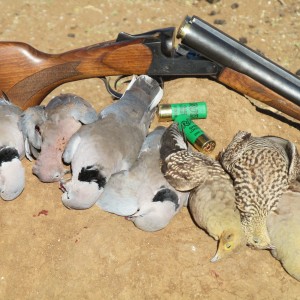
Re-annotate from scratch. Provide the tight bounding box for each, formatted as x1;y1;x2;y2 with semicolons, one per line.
219;131;300;250
160;123;245;261
267;190;300;281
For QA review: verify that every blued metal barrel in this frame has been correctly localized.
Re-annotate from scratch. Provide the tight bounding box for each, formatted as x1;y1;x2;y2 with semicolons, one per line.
177;15;300;106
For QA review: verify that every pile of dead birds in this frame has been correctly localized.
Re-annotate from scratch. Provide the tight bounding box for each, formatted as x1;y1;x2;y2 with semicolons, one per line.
1;75;299;282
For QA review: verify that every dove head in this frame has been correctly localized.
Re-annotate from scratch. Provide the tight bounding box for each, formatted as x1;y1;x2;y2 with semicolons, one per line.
210;228;246;262
127;203;173;232
242;214;275;250
60;164;107;209
32;118;81;182
0;156;25;201
126;188;180;232
60;179;103;209
33;149;67;182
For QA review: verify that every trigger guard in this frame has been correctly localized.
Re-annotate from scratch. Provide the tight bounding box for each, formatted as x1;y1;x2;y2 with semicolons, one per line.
100;76;164;100
99;77;123;100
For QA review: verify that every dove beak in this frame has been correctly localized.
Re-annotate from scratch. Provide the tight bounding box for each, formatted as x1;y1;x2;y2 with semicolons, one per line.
125;208;140;220
59;181;67;193
59;171;72;193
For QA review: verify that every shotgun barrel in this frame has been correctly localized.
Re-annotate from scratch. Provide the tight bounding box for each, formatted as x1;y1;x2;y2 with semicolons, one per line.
177;15;300;107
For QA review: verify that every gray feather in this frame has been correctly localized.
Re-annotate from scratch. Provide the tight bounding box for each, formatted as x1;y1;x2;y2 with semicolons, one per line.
45;93;98;124
61;75;163;210
0;99;25;200
18;105;46;151
97;126;189;232
19;93;97;182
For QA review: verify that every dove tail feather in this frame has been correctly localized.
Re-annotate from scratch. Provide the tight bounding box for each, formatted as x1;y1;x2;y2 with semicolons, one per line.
139;126;166;156
160;122;187;163
127;75;163;111
0;92;18;107
124;75;138;91
18;106;46;150
1;91;12;103
148;84;163;112
0;98;11;106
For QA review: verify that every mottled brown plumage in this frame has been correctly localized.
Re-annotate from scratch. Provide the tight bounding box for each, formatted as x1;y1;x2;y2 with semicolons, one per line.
162;150;213;191
160;123;245;261
219;131;300;250
267;190;300;281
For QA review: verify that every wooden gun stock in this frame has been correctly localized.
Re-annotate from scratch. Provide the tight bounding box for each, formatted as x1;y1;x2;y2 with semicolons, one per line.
0;40;152;109
0;39;299;122
218;68;300;121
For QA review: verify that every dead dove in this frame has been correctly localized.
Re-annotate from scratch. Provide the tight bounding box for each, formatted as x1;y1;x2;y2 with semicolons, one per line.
160;122;245;261
19;93;98;182
0;97;25;200
97;126;189;232
267;190;300;281
219;131;300;250
60;75;163;209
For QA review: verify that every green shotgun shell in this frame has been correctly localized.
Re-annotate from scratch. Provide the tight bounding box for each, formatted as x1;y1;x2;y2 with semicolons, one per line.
158;102;207;121
174;115;216;153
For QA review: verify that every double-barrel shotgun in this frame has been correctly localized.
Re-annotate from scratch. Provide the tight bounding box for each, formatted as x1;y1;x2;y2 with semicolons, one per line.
0;15;300;121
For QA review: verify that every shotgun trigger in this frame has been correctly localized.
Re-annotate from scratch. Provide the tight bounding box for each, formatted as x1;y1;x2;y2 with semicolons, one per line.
99;77;123;100
100;76;164;100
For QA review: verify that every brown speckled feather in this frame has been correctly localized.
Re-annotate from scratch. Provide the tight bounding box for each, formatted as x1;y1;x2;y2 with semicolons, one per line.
220;130;300;249
160;122;245;261
164;150;229;191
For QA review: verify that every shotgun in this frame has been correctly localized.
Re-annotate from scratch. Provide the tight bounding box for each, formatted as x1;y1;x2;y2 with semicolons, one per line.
0;15;299;121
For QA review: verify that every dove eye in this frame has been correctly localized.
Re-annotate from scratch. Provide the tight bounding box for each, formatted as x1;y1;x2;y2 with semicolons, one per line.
35;125;41;135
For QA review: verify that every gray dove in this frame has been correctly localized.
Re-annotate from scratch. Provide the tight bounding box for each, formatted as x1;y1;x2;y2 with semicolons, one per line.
97;126;189;232
19;93;98;182
0;97;25;200
160;122;245;261
60;75;163;210
267;190;300;281
219;131;300;250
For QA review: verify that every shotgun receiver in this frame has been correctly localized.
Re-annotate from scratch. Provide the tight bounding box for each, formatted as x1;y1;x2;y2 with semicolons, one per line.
0;15;299;121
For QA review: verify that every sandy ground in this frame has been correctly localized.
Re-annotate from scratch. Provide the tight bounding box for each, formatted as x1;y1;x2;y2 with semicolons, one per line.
1;0;300;299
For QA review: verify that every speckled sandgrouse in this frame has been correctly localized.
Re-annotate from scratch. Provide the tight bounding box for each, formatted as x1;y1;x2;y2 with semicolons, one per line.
160;123;245;261
219;130;300;250
267;190;300;281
